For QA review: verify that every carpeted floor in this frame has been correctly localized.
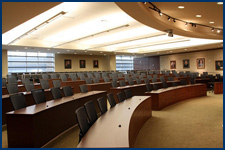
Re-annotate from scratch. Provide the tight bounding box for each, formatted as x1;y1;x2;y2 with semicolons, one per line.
2;92;223;148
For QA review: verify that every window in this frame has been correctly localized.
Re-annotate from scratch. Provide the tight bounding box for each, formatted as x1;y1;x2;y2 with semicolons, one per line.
8;51;55;73
116;55;134;71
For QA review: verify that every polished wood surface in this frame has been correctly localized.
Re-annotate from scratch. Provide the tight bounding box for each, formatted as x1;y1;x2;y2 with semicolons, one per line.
145;84;207;110
86;82;112;93
214;82;223;94
61;80;86;93
6;91;107;148
174;76;190;84
2;83;41;95
77;96;152;148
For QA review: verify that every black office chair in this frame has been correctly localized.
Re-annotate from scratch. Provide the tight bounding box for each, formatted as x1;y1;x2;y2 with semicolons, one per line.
53;80;61;88
22;78;32;85
107;93;117;108
60;74;67;81
189;78;195;84
135;78;142;84
79;85;88;93
75;106;90;142
111;81;118;88
50;87;62;100
103;77;110;82
40;79;50;89
160;76;166;82
85;78;93;84
2;78;6;86
31;89;46;104
97;97;107;115
70;74;77;81
180;79;187;85
112;77;118;81
42;74;49;80
128;78;134;85
84;101;98;125
172;82;178;87
151;78;157;83
162;81;168;88
153;84;159;90
119;80;126;86
146;83;152;92
7;77;17;84
62;86;73;97
143;78;150;84
24;83;35;91
6;84;19;94
50;74;57;79
93;78;100;83
9;93;26;110
167;77;174;81
124;89;132;99
117;92;125;102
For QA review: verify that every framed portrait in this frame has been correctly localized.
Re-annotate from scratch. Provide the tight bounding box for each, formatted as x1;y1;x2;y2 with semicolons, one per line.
93;60;99;68
170;61;176;69
64;59;71;69
196;58;205;69
183;59;190;69
80;60;86;68
215;60;223;70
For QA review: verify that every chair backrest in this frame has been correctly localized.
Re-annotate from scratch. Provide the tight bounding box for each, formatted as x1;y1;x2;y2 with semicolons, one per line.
53;80;61;88
117;92;125;102
167;77;174;81
119;80;126;86
97;97;107;115
101;72;107;78
103;77;110;82
149;71;154;75
216;74;221;79
111;81;118;88
31;89;46;104
153;75;158;79
9;93;26;110
107;93;116;108
62;86;73;97
40;80;50;89
75;106;90;141
2;78;6;86
203;72;208;76
180;79;187;85
6;84;19;94
153;84;159;90
80;75;86;80
124;89;132;99
146;83;152;92
112;77;118;81
189;78;195;84
22;78;32;85
155;71;160;74
147;75;152;79
50;74;57;79
70;74;77;81
118;73;123;77
151;78;157;83
79;85;88;93
60;74;67;81
8;78;17;84
159;76;165;82
50;87;62;100
143;78;150;84
42;74;49;79
24;83;35;91
128;78;134;85
84;101;98;125
172;82;178;86
85;78;93;84
161;71;166;74
162;81;168;88
93;78;100;83
136;78;142;84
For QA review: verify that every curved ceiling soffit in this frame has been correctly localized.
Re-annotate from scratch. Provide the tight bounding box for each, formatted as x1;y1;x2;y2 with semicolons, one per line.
115;2;223;40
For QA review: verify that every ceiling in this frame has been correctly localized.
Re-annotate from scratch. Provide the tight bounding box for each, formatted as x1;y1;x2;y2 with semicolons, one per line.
2;2;223;57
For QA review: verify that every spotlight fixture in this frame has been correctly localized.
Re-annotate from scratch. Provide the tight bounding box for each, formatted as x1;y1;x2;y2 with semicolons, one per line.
168;17;171;21
144;2;147;4
159;11;162;16
212;28;214;32
195;24;197;28
217;30;221;33
165;29;173;37
217;2;223;5
185;22;188;26
8;11;66;45
173;18;176;22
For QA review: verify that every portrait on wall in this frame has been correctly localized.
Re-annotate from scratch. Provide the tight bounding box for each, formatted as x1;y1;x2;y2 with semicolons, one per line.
80;60;86;68
196;58;205;69
183;59;190;69
93;60;99;68
215;60;223;70
170;61;176;69
64;59;71;69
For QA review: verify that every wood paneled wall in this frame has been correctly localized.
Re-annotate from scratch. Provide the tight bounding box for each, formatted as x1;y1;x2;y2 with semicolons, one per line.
133;56;160;70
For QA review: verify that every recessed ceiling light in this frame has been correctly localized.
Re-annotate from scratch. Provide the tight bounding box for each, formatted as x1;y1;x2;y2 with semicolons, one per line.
196;15;202;18
178;6;184;9
209;22;214;24
217;30;221;33
217;2;223;5
67;50;70;51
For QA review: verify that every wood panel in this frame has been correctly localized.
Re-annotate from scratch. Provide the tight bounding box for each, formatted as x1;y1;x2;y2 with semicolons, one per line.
214;82;223;94
133;56;160;70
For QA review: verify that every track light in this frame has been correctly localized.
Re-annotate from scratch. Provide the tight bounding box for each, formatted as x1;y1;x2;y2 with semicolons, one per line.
195;24;197;28
165;29;173;37
144;2;147;4
212;28;214;32
168;17;171;21
217;30;221;33
159;11;162;16
185;22;188;26
173;19;176;22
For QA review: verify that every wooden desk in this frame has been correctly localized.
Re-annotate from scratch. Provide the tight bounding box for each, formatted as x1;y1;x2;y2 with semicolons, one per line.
214;82;223;94
174;76;190;84
86;82;112;93
6;91;107;148
77;96;152;148
145;84;207;110
61;80;86;93
2;83;41;95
